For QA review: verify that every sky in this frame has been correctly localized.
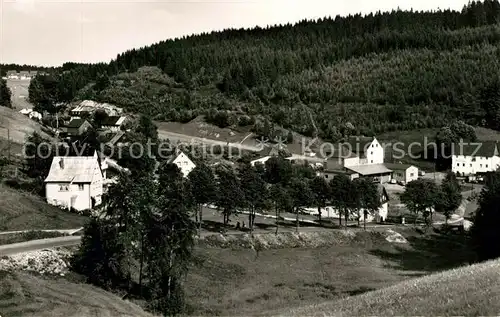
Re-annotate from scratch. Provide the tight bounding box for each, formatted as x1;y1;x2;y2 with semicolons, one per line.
0;0;470;66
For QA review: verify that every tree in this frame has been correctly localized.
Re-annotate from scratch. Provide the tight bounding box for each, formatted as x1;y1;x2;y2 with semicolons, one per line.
435;172;462;224
309;176;331;222
28;74;60;114
470;171;500;261
238;162;268;234
135;114;158;141
264;156;293;185
215;167;243;227
0;79;12;108
329;174;352;227
479;78;500;130
354;178;382;229
148;162;196;315
400;179;440;226
93;109;108;127
269;183;292;234
71;217;128;290
188;163;216;235
288;177;313;232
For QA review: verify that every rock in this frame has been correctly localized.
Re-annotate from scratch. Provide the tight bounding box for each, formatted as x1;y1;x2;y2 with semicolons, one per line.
385;229;408;244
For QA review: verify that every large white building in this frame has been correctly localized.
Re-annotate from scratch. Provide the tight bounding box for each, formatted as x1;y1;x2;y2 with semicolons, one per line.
44;152;103;211
452;141;500;176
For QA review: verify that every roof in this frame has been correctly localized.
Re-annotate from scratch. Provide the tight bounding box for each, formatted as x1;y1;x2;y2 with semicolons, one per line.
44;156;100;183
102;116;127;126
6;70;17;75
167;150;194;165
346;164;392;176
377;184;389;202
65;118;89;129
345;136;375;154
384;163;416;171
19;71;30;75
452;141;498;157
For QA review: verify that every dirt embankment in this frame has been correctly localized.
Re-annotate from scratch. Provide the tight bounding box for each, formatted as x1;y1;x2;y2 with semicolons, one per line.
198;229;405;250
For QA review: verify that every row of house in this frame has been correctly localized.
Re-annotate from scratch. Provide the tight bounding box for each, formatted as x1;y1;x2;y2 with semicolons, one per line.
250;136;420;185
4;70;40;80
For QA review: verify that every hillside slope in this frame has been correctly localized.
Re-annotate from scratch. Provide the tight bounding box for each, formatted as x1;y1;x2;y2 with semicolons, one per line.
0;271;156;317
0;185;87;231
274;258;500;316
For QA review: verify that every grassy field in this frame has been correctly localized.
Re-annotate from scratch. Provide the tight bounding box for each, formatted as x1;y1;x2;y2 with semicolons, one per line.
0;271;157;317
185;228;472;316
276;256;499;316
0;185;87;231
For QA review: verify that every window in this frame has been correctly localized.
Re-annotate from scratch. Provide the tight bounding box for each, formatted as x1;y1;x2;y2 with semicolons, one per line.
371;160;373;163
470;164;473;167
480;164;483;168
59;184;69;192
370;151;373;155
463;163;465;167
472;157;476;162
486;164;489;168
410;173;414;177
78;184;84;191
457;163;460;167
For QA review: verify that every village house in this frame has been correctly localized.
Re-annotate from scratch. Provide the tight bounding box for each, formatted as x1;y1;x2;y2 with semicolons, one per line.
44;152;103;211
62;118;92;137
168;150;196;177
385;163;419;184
452;141;500;176
6;70;18;79
101;116;128;132
344;136;384;166
19;71;31;80
305;184;389;223
345;164;393;184
71;100;123;118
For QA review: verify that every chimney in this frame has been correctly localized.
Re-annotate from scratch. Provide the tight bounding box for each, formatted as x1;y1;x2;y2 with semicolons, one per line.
59;158;64;169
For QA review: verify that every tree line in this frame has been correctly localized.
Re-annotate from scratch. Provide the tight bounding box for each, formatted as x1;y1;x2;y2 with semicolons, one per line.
0;79;12;108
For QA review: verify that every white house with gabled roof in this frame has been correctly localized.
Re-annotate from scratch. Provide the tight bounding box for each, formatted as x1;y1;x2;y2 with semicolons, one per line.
44;151;103;211
168;150;196;177
452;141;500;176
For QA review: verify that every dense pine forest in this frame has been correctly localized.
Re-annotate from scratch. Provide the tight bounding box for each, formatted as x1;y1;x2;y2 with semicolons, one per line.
21;0;500;139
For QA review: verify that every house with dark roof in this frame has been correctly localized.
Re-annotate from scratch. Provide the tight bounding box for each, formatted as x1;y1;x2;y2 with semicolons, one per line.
385;163;419;184
101;116;128;132
44;151;103;211
62;118;92;136
451;141;500;176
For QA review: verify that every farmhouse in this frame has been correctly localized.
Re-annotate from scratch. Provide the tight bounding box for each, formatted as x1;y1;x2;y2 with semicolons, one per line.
305;184;389;222
345;164;393;184
44;152;103;211
451;141;500;176
101;116;128;132
344;136;384;166
62;118;92;137
6;70;18;79
250;146;282;166
19;71;31;80
385;163;419;184
71;100;123;118
168;150;196;177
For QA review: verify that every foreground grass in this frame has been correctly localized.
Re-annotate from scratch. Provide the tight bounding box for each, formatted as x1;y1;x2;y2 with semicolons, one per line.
0;271;156;317
275;257;500;316
0;185;87;231
185;228;472;316
0;231;68;246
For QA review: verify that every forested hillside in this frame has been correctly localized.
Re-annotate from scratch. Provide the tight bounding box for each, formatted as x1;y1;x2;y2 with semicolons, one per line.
27;0;500;140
